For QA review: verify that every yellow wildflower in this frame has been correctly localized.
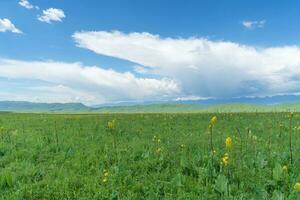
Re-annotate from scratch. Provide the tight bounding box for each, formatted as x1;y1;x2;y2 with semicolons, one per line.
156;148;162;154
102;169;109;183
107;121;114;129
210;116;217;126
294;182;300;191
225;137;232;149
282;165;288;172
222;153;229;166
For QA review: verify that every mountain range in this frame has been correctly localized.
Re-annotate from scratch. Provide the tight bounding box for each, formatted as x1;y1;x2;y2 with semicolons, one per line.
1;95;300;112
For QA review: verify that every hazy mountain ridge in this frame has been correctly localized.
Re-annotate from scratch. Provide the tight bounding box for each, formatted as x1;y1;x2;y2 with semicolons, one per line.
93;103;298;113
0;101;90;112
1;95;300;113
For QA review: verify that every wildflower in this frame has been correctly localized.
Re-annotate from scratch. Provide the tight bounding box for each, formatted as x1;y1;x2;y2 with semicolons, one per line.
288;112;294;120
103;169;109;175
157;139;161;143
213;150;216;154
180;144;185;148
222;153;229;166
107;121;114;129
156;148;162;154
209;116;217;153
294;182;300;191
252;135;257;141
102;169;109;183
152;135;157;141
210;116;217;126
282;165;288;172
225;137;232;149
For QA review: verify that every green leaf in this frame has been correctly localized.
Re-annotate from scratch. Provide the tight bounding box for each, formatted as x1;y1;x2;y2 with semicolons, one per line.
271;190;285;200
4;170;13;187
172;173;183;187
273;163;282;181
180;155;188;168
215;174;228;194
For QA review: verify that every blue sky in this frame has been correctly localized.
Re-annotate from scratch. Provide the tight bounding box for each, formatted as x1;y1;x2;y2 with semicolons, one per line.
1;0;300;105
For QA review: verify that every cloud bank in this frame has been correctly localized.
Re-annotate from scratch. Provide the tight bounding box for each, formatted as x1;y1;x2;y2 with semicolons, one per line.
3;29;300;104
0;59;179;104
73;31;300;99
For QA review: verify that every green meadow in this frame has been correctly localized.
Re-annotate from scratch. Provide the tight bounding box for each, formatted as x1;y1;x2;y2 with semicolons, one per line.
0;112;300;199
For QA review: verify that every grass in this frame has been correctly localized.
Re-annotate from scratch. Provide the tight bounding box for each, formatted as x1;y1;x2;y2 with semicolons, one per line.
0;112;299;199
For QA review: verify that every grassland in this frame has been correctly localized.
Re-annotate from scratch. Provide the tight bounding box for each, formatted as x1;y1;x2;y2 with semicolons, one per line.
0;112;300;199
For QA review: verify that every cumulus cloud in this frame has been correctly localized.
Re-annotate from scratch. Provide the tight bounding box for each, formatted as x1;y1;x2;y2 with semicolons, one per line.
18;0;38;10
0;85;94;104
242;20;266;29
0;18;22;34
0;59;179;104
73;31;300;99
38;8;65;23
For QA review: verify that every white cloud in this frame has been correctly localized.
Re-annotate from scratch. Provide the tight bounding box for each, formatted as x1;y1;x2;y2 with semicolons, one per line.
242;20;265;29
0;85;95;104
0;59;179;104
38;8;65;23
0;18;22;34
73;31;300;99
18;0;38;9
175;96;210;101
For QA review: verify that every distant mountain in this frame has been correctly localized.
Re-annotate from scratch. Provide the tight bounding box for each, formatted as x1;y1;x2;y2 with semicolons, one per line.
94;103;206;113
1;94;300;113
175;95;300;105
93;95;300;107
0;101;90;112
93;103;299;113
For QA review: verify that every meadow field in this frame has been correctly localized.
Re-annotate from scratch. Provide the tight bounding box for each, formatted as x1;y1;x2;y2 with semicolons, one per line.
0;112;299;199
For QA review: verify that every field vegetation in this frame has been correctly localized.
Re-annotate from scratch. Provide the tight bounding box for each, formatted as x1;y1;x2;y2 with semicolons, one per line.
0;112;299;199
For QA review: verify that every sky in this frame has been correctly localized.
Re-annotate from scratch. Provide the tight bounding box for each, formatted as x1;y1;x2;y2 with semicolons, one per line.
1;0;300;105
